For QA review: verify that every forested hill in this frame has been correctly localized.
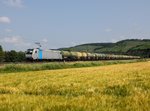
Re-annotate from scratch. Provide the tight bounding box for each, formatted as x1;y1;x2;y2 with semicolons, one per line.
59;39;150;58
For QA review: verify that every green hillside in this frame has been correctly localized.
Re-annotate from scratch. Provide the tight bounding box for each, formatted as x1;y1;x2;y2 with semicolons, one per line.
59;39;150;58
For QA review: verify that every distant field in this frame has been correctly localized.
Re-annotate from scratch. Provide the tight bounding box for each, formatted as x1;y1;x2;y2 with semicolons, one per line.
0;62;150;111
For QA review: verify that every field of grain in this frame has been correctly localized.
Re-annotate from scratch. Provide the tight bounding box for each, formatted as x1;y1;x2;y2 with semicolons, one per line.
0;62;150;111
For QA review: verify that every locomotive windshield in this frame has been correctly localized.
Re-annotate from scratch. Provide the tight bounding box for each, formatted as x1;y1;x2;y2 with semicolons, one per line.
26;49;33;54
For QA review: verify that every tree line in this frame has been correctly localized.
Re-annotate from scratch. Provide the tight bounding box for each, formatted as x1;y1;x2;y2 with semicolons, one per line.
0;45;26;63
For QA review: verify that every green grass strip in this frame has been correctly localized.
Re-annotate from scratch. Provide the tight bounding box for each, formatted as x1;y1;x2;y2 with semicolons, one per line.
0;59;148;74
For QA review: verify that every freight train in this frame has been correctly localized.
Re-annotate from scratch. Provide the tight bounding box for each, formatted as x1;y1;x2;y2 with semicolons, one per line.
25;48;140;61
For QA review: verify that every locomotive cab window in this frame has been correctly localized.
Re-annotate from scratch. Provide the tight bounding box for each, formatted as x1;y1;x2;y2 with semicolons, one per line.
26;49;33;54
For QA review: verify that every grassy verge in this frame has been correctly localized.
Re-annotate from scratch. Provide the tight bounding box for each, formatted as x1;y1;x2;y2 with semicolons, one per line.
0;59;148;73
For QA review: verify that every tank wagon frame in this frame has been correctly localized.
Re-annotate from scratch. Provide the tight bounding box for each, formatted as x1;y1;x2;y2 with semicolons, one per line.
25;48;140;61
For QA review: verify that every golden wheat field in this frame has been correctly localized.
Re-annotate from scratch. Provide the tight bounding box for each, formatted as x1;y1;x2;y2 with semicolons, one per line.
0;61;150;111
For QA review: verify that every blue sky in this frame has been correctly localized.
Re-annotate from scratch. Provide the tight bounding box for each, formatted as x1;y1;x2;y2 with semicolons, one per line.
0;0;150;51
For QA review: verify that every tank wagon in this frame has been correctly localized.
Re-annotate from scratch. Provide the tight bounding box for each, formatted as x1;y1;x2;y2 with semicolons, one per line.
25;48;140;61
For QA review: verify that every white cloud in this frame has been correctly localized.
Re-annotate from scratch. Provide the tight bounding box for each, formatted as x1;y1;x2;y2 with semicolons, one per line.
0;36;21;44
70;42;78;46
42;38;48;43
0;36;31;46
5;28;13;32
0;16;11;24
105;28;112;32
111;39;118;43
2;0;24;8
